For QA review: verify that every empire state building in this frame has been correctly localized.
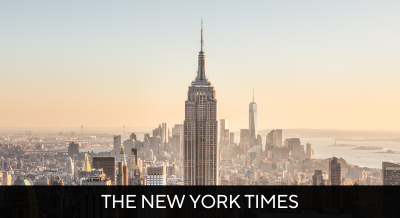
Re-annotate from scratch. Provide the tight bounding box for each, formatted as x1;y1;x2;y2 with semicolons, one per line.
184;22;218;185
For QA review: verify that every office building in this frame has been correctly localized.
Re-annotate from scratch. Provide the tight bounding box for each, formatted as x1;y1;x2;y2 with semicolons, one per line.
220;119;228;144
329;157;341;185
230;132;234;144
146;166;166;185
249;90;257;146
312;170;325;185
171;133;181;154
286;138;301;156
130;133;137;140
113;135;122;157
240;129;250;149
276;129;282;147
184;22;218;185
82;153;92;172
306;143;314;159
382;162;400;185
68;141;80;158
117;161;127;186
66;157;74;177
161;123;168;144
2;172;11;185
35;176;49;185
93;157;116;185
256;135;262;146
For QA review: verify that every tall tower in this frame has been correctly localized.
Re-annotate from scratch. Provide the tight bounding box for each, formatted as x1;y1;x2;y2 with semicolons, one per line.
329;157;341;185
113;135;122;157
184;20;218;185
249;89;257;146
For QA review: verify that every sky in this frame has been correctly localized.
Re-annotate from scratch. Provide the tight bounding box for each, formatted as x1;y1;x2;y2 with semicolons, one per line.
1;1;400;132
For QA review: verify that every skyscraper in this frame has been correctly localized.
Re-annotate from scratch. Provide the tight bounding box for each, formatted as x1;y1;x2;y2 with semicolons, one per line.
93;157;116;185
382;162;400;185
68;141;80;158
184;21;218;185
329;157;341;185
113;135;121;157
161;123;168;145
276;129;283;147
130;133;137;140
240;129;250;149
220;119;228;144
249;90;257;146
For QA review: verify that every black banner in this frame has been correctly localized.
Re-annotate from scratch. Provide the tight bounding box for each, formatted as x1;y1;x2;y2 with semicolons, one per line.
0;186;399;218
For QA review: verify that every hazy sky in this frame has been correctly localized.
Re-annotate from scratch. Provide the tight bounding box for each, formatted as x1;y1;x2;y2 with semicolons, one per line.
1;1;399;131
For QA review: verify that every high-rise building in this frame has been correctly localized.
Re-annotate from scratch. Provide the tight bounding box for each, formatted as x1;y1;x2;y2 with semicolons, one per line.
161;123;168;144
123;139;135;154
276;129;283;147
240;129;250;149
329;157;341;185
382;162;400;185
172;124;184;149
266;130;278;147
230;132;234;144
171;133;181;154
220;119;228;144
256;135;262;146
113;135;122;157
146;166;166;185
66;157;74;177
249;90;257;146
286;138;301;156
1;157;5;169
306;143;314;159
93;157;116;185
312;170;325;185
223;130;230;145
130;133;137;140
117;161;126;185
184;21;218;185
2;171;11;185
68;141;80;158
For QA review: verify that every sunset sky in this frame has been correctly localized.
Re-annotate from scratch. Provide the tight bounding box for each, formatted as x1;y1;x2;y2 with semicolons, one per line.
1;1;400;131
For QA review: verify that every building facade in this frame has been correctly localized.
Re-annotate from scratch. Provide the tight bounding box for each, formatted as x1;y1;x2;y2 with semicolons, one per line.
184;22;218;185
92;157;116;185
146;166;166;185
383;162;400;185
329;157;342;185
113;135;121;157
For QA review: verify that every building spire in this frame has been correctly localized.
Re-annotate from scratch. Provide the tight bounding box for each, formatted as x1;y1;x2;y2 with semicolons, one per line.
192;18;211;87
201;18;204;51
253;88;254;102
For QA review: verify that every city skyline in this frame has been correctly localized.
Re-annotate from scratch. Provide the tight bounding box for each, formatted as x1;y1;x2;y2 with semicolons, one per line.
1;1;400;131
